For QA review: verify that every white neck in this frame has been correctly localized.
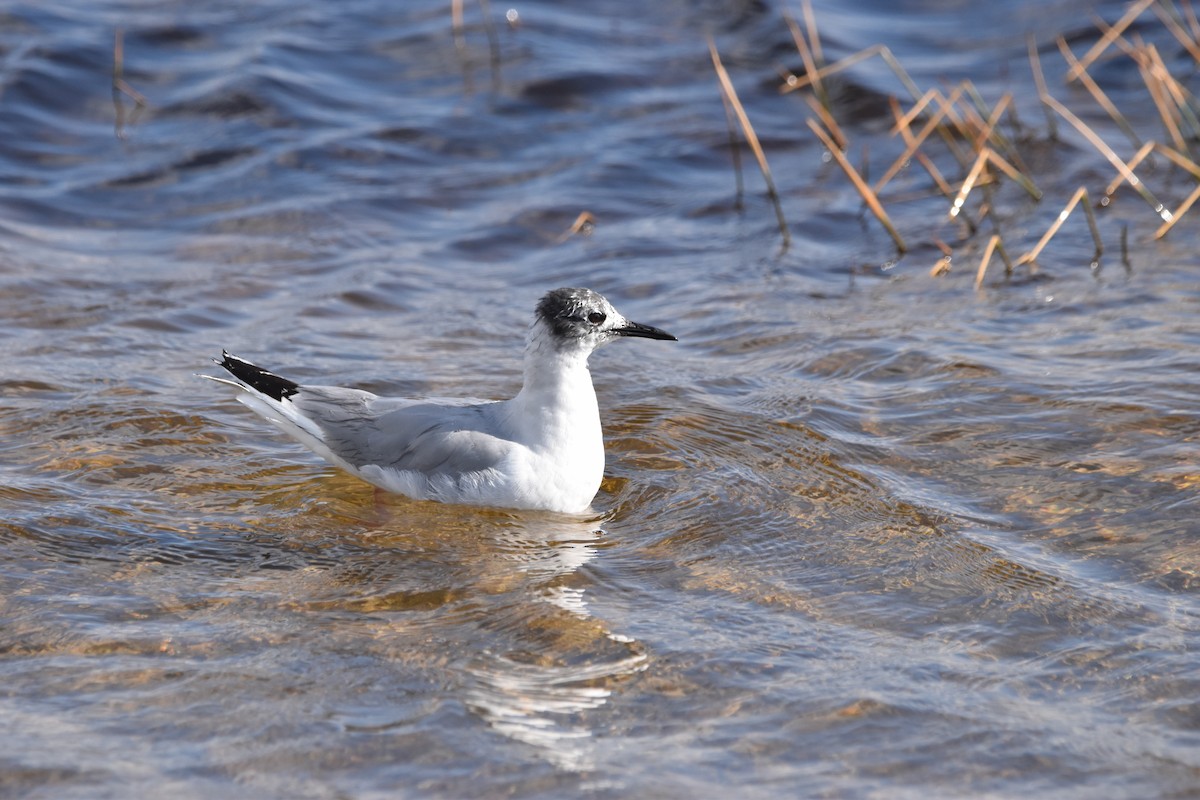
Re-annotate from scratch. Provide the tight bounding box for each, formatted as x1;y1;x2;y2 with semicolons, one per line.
505;322;601;450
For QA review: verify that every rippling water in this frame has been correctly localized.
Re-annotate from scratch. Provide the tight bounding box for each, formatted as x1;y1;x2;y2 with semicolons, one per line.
2;0;1199;797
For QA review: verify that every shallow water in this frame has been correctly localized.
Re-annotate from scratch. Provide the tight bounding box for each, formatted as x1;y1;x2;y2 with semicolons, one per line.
2;1;1199;797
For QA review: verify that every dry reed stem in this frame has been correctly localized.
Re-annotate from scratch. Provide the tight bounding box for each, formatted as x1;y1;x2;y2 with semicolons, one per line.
476;0;502;90
807;118;907;252
890;88;942;133
780;43;923;103
1155;181;1200;237
555;211;596;243
915;152;956;199
955;92;989;145
1091;16;1200;141
785;12;828;110
888;84;971;168
1152;0;1200;63
452;0;466;59
974;234;1014;288
961;83;1024;168
1104;141;1156;196
1152;143;1200;179
1103;142;1200;198
950;148;992;218
718;89;747;209
1041;93;1170;220
1017;187;1104;266
112;29;147;139
930;237;952;276
1143;43;1200;139
876;94;954;194
1066;0;1156;82
1183;0;1200;43
804;94;846;149
112;30;145;105
709;39;791;248
965;89;1018;162
892;86;970;143
802;0;824;65
884;95;956;198
878;48;924;103
1055;36;1142;147
985;148;1042;200
930;88;973;167
781;44;880;92
961;91;1038;186
1135;42;1188;150
1027;34;1058;139
450;0;501;92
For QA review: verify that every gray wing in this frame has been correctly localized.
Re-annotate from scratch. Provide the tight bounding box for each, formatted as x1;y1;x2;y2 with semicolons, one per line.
291;386;511;475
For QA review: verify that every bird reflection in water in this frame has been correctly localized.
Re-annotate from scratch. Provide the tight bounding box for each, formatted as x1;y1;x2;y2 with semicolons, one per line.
458;513;647;771
325;497;647;771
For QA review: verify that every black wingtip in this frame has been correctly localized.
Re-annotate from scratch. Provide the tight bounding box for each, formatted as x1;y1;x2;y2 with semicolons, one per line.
217;351;300;401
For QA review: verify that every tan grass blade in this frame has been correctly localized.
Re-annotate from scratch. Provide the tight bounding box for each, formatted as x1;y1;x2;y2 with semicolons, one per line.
1017;187;1104;266
974;234;1014;288
961;83;1022;155
1152;0;1200;63
1183;0;1200;45
781;44;922;104
962;89;1024;170
112;30;147;140
710;39;791;248
807;118;907;252
883;97;957;199
1092;14;1200;140
1155;181;1200;238
801;0;824;65
555;211;596;243
930;237;952;276
949;147;991;219
785;11;828;109
1041;93;1170;220
984;149;1042;200
780;44;881;93
1135;42;1188;150
890;88;942;133
877;95;949;193
1143;42;1200;140
1103;141;1156;197
804;94;846;150
1066;0;1156;82
1027;34;1058;139
1056;36;1141;147
1153;143;1200;179
718;89;746;209
892;87;971;168
452;0;466;55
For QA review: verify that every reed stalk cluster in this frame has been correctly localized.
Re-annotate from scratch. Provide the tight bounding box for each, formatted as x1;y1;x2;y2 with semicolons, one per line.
712;0;1200;284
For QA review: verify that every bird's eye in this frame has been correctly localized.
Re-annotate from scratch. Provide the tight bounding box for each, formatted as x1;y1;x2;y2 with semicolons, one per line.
587;311;606;325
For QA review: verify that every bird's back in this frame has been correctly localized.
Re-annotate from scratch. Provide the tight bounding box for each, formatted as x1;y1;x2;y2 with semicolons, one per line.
291;387;514;476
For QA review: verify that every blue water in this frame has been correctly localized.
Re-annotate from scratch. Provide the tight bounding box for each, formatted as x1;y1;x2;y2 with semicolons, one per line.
1;1;1198;797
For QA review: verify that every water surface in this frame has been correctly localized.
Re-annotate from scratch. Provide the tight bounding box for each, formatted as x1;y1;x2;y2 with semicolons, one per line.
1;1;1198;797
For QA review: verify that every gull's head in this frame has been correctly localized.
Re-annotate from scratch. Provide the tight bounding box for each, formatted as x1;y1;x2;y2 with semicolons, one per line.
533;287;677;356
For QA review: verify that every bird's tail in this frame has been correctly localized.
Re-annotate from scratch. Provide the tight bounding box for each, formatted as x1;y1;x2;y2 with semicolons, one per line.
214;350;300;401
201;351;374;483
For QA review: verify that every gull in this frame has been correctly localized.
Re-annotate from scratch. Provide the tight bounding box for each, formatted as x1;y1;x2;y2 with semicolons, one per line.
204;287;677;513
